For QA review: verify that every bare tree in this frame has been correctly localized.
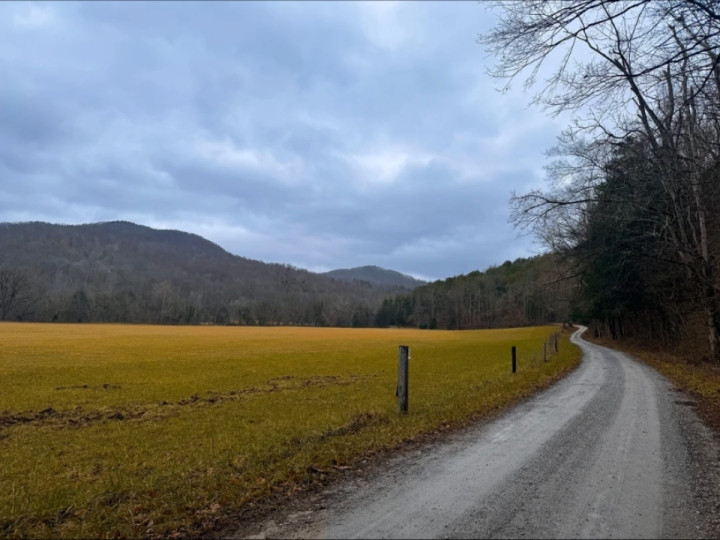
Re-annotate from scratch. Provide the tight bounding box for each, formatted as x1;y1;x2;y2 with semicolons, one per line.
481;0;720;358
0;268;32;321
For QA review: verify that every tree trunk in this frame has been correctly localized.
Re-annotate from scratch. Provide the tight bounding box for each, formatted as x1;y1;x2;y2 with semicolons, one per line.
704;279;720;362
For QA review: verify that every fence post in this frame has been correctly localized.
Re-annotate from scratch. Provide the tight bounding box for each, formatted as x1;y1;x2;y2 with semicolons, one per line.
543;341;547;362
397;345;409;414
554;333;559;353
512;346;517;374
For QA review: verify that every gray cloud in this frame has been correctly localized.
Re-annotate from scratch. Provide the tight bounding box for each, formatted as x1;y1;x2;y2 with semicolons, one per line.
0;1;562;281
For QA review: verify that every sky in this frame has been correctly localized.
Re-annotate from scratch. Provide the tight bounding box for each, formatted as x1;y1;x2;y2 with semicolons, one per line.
0;1;571;282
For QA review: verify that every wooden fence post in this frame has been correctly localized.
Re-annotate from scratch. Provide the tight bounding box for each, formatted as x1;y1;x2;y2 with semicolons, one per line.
512;346;517;374
554;333;559;353
397;345;409;414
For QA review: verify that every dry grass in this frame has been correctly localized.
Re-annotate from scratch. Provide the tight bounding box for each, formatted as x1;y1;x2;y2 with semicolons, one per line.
0;323;579;538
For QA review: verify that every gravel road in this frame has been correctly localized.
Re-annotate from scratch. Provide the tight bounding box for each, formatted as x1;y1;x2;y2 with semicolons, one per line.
240;327;720;539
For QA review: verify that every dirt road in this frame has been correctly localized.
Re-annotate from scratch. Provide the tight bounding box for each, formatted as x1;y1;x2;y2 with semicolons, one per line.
240;327;720;539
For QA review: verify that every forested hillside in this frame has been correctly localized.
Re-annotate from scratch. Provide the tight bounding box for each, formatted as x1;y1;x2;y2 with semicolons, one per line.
374;254;573;329
0;221;568;329
0;221;411;326
322;266;426;289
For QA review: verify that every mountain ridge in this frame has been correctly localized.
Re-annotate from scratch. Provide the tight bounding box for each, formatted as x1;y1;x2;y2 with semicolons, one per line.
0;220;419;325
323;265;426;289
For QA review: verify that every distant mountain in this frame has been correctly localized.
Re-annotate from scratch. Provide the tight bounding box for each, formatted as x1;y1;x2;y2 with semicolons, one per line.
0;221;408;326
323;265;426;289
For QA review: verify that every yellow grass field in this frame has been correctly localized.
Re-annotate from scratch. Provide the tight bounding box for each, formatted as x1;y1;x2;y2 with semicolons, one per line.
0;323;579;538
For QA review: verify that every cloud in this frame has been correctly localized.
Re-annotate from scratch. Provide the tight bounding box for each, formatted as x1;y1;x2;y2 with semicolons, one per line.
341;147;436;186
0;1;563;281
354;1;415;53
11;2;59;30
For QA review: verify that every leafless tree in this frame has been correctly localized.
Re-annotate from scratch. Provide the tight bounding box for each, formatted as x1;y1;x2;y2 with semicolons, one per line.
0;268;32;321
481;0;720;358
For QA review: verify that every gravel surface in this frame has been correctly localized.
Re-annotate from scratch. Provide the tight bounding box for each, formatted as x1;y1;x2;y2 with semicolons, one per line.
236;328;720;539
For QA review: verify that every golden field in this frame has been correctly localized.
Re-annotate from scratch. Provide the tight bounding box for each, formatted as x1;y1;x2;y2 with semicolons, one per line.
0;323;579;538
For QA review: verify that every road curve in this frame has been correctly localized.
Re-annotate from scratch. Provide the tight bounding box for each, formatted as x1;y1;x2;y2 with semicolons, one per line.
242;327;720;539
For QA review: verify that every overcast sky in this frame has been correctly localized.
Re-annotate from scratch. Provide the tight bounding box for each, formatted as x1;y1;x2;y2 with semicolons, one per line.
0;1;570;281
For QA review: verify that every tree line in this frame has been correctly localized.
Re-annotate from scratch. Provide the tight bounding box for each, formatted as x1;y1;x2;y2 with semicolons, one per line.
0;263;383;328
374;255;572;329
0;222;392;327
0;223;567;329
0;255;565;330
482;0;720;361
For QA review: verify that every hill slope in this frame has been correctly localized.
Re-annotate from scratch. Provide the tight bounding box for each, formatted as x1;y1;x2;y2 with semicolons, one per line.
323;265;426;289
375;255;573;329
0;221;410;325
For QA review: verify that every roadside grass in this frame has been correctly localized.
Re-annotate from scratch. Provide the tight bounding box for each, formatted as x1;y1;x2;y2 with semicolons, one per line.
0;323;580;538
585;333;720;436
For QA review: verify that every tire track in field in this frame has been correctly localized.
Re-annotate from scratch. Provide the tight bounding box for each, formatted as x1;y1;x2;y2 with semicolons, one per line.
0;374;375;436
